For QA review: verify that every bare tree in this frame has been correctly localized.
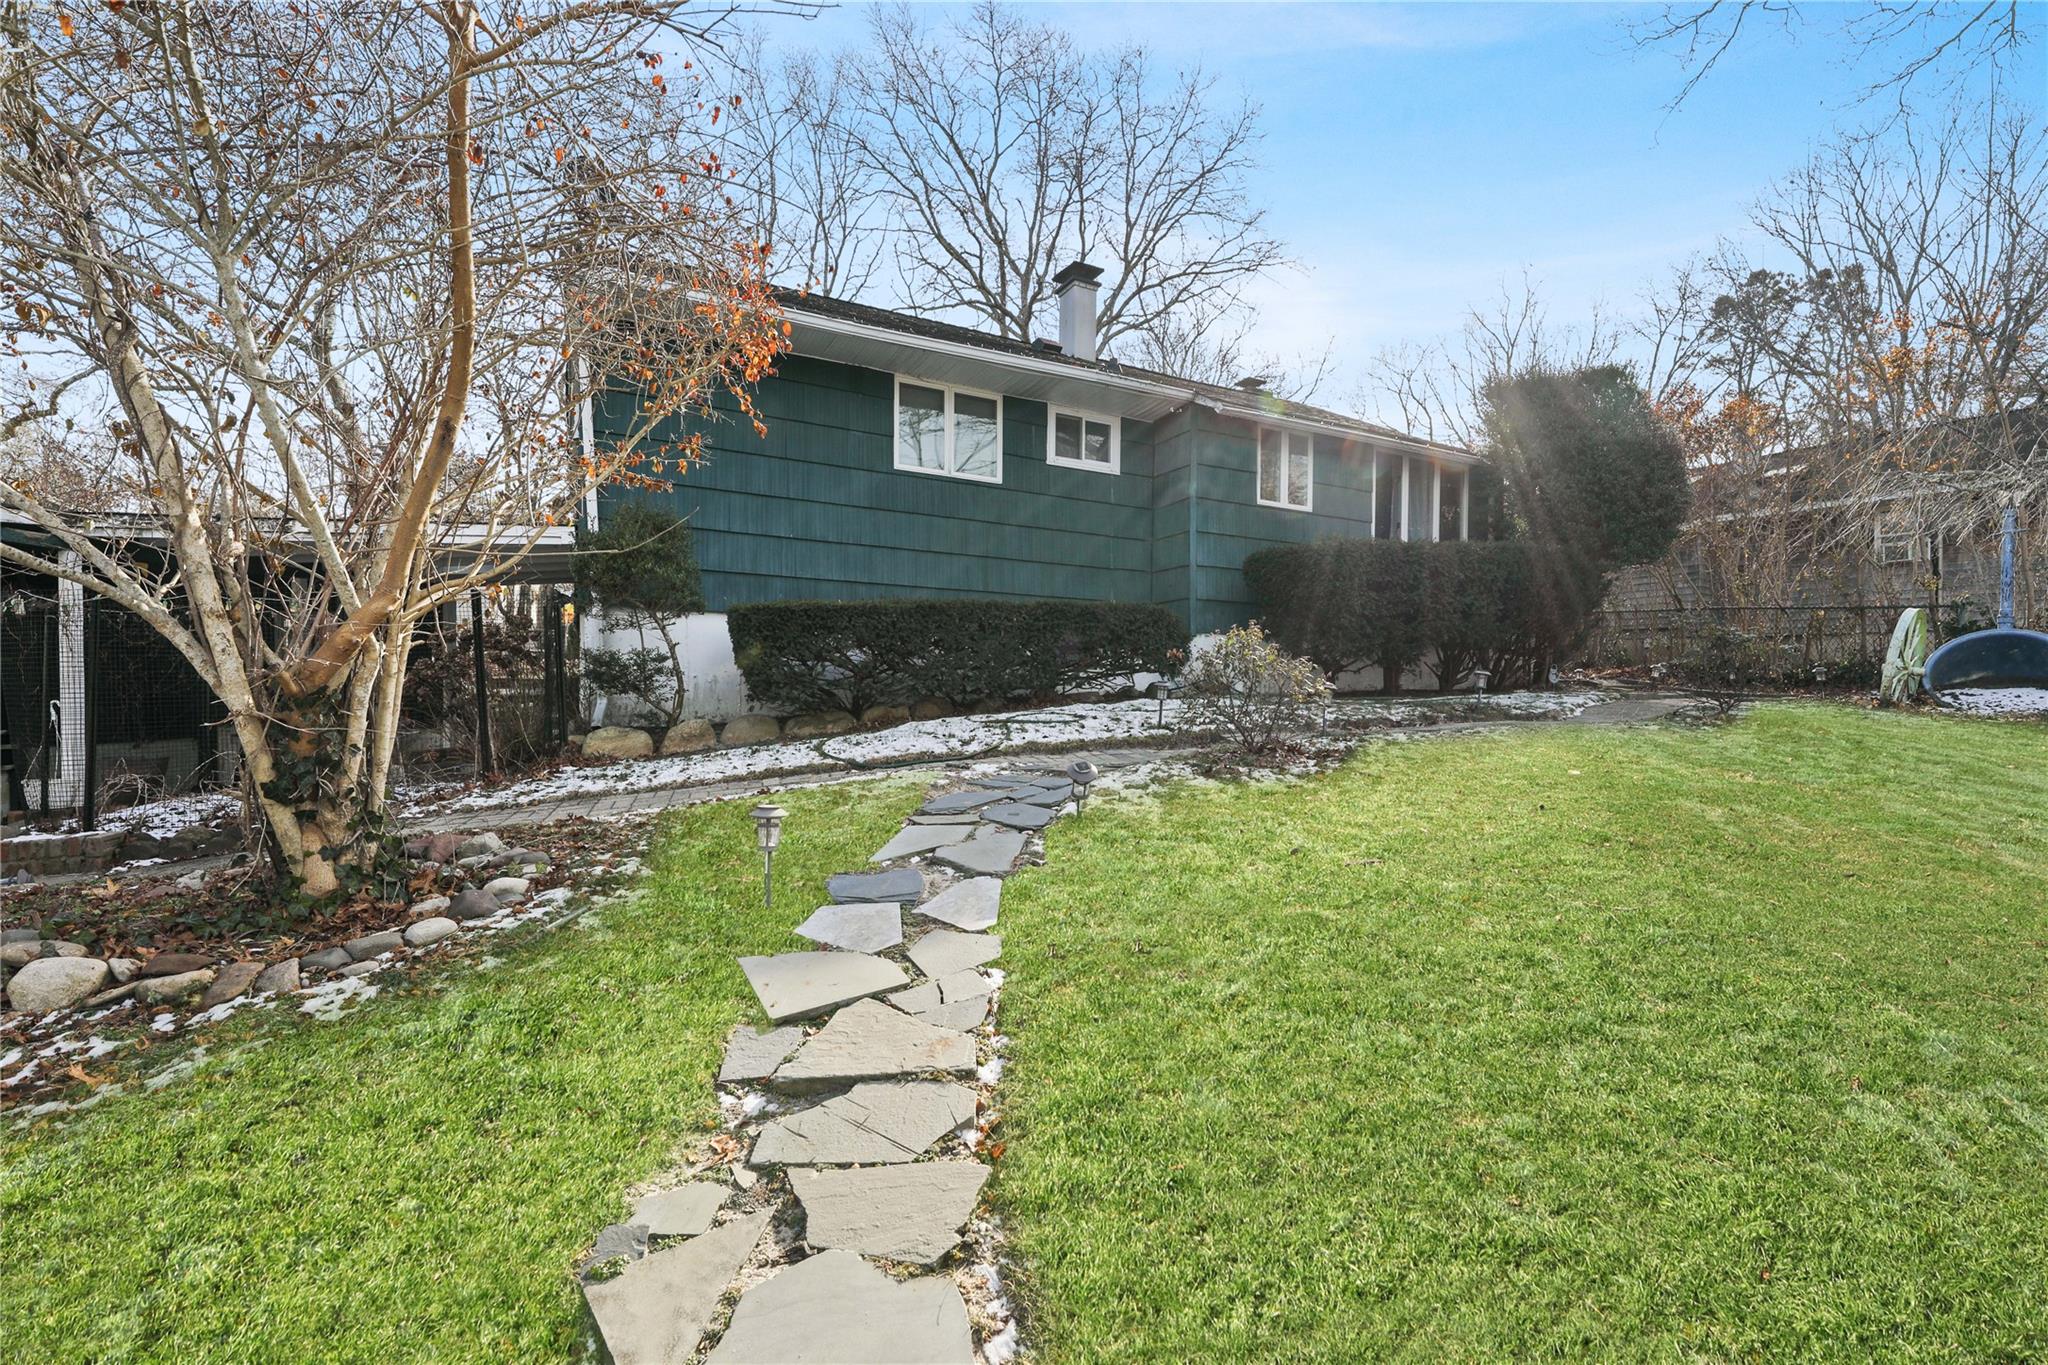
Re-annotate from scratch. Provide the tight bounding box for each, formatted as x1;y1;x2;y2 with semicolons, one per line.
721;31;884;296
0;0;787;897
1642;109;2048;610
1357;272;1620;448
761;2;1285;354
1632;1;2036;110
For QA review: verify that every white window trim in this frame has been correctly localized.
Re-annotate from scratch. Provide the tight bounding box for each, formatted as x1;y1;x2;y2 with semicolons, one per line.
1256;427;1314;511
893;375;1004;484
1045;407;1121;475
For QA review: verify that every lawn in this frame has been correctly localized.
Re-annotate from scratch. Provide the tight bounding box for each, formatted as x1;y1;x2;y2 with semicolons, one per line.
0;778;919;1363
996;704;2048;1361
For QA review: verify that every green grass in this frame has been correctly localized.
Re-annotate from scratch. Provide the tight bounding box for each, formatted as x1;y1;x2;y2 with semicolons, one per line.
996;705;2048;1361
0;779;917;1363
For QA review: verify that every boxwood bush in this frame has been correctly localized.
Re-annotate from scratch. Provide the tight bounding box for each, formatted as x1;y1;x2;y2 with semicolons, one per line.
1245;539;1574;692
727;599;1189;715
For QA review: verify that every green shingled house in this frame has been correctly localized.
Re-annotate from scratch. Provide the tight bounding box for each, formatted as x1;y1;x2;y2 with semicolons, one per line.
583;263;1484;719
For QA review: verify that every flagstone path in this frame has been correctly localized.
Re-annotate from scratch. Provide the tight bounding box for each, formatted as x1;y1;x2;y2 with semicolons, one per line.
575;762;1090;1363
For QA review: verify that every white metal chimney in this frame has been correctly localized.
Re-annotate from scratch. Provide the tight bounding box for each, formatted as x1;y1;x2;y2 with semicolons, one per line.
1054;261;1103;362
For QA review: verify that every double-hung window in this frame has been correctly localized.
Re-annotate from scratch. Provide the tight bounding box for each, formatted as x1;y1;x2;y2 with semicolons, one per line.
1257;427;1313;510
895;378;1002;483
1046;408;1119;474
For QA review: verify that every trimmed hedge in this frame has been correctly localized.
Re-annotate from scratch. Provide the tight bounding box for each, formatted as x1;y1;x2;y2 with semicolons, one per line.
1244;539;1577;692
727;599;1189;715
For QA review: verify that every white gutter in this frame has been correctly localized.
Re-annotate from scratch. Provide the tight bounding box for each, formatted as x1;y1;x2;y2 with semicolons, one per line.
782;301;1480;465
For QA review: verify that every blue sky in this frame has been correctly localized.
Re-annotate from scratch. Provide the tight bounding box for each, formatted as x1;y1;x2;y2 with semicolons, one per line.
747;2;2047;401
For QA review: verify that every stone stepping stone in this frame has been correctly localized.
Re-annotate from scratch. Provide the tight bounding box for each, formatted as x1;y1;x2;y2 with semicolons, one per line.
931;829;1026;877
630;1182;728;1238
886;980;943;1013
793;903;902;954
967;774;1040;789
869;825;960;863
884;978;990;1032
916;877;1000;931
932;968;993;1003
738;953;908;1024
908;930;1001;979
1017;781;1073;806
980;800;1055;830
586;1210;769;1365
719;1025;805;1083
907;812;984;826
705;1249;973;1364
826;868;925;904
919;789;1008;815
911;994;991;1032
790;1161;992;1266
769;998;975;1089
748;1080;977;1167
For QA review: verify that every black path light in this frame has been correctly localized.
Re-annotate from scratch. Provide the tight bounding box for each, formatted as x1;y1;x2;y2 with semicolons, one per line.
1066;760;1097;813
1147;679;1176;727
751;803;787;908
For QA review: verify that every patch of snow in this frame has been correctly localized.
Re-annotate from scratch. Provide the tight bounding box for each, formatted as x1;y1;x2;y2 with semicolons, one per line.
149;1014;178;1034
17;790;242;842
1941;686;2048;716
83;1036;126;1060
981;1318;1021;1365
976;1057;1005;1086
297;975;379;1021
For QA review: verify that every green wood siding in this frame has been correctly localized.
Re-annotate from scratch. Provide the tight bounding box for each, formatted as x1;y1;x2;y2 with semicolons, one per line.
590;353;1442;635
594;355;1159;611
1186;412;1378;633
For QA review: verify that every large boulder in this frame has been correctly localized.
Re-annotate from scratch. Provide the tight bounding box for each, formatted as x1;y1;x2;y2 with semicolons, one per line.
783;710;857;740
134;968;214;1005
860;704;911;727
582;725;654;760
910;698;955;720
660;718;717;754
6;957;109;1013
718;715;782;747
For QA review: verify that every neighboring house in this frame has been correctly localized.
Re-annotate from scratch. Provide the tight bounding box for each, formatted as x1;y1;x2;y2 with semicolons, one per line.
582;262;1485;719
1598;408;2043;670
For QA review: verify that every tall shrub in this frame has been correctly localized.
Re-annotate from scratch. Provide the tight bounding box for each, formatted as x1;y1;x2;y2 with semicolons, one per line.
574;502;705;727
1246;539;1564;692
1481;364;1690;639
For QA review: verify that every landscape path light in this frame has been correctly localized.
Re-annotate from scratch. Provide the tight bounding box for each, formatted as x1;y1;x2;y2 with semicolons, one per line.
1066;760;1097;813
751;803;787;909
1147;679;1175;727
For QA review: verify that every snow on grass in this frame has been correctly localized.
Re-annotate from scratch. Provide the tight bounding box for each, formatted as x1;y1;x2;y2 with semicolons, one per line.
8;790;242;842
401;691;1609;821
1941;686;2048;716
401;738;836;816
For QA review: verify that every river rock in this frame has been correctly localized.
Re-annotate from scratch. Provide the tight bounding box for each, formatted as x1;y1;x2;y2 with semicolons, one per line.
344;929;403;961
302;947;352;973
5;957;109;1013
404;917;459;948
783;710;857;739
450;887;501;922
583;725;655;760
253;958;301;994
719;715;782;747
134;968;215;1005
139;952;213;978
660;719;717;754
200;961;264;1008
483;876;531;904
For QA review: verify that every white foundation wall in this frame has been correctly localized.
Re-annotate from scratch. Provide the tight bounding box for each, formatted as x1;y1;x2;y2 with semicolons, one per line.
580;609;773;726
